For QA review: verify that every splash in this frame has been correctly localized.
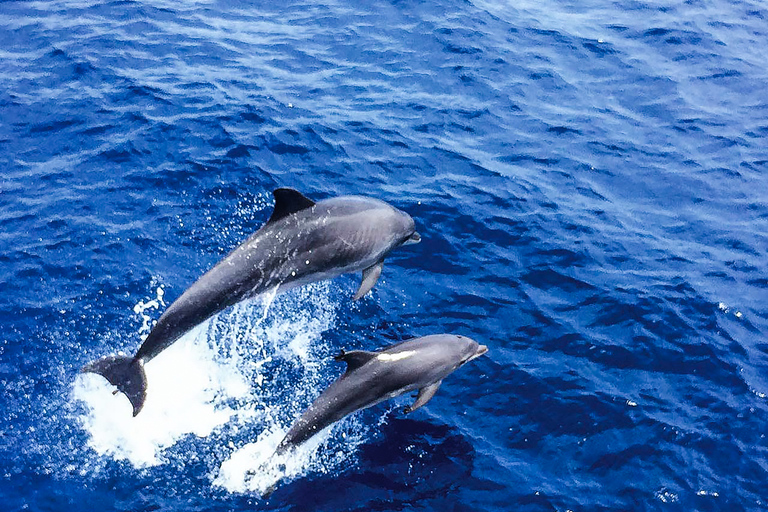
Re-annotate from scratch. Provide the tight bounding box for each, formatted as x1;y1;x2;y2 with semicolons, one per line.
73;320;247;467
132;286;166;339
213;420;364;495
208;282;368;495
72;280;368;490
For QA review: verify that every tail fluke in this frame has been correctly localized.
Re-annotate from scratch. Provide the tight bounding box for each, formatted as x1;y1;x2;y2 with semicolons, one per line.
81;356;147;416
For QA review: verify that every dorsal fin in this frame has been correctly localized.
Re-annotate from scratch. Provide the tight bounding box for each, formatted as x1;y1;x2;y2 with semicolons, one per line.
268;188;316;224
334;349;377;373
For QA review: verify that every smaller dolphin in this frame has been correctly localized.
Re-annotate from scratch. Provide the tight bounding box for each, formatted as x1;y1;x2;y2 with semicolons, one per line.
82;188;420;416
276;334;488;454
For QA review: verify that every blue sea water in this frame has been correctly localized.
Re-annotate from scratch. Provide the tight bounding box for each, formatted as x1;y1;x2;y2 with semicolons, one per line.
2;0;768;510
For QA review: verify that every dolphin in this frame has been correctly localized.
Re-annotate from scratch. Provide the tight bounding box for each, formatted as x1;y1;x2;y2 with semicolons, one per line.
82;188;421;416
275;334;488;454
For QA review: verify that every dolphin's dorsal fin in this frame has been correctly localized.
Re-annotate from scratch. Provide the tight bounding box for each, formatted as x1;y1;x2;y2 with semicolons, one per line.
268;188;316;224
404;380;442;413
334;349;377;372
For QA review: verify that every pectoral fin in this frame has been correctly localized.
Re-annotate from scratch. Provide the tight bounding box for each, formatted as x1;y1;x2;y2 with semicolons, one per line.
353;261;383;300
404;380;442;413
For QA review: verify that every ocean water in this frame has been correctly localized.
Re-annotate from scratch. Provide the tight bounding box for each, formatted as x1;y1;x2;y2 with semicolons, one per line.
1;0;767;510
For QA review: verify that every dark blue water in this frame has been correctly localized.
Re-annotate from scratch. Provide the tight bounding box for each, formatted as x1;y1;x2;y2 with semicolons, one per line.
2;0;768;510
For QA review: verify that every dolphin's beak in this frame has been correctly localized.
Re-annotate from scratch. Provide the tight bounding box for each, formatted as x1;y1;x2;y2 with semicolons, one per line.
471;344;488;360
462;344;489;365
404;231;421;245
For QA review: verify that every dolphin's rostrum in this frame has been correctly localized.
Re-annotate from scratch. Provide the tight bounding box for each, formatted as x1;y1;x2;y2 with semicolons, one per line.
276;334;488;454
82;188;421;416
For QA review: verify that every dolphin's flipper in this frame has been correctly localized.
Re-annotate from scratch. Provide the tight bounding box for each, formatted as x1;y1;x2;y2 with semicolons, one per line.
353;261;383;300
268;188;316;224
81;356;147;416
335;349;378;372
405;380;442;413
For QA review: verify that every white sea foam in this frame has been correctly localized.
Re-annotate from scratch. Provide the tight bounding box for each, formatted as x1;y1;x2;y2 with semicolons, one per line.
72;320;248;467
214;426;325;494
72;280;365;490
212;411;366;495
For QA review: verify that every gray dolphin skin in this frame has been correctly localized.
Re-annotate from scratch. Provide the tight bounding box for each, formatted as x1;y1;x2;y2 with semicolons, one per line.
275;334;488;454
82;188;421;416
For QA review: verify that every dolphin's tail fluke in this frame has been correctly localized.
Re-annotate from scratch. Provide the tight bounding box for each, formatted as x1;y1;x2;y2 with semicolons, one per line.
81;356;147;416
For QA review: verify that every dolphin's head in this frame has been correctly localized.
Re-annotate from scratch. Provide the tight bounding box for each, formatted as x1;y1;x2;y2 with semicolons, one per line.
454;335;489;366
381;334;488;381
395;208;420;246
311;195;420;266
351;197;420;249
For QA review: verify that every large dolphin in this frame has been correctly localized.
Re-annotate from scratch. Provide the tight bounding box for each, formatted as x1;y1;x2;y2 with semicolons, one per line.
276;334;488;454
82;188;421;416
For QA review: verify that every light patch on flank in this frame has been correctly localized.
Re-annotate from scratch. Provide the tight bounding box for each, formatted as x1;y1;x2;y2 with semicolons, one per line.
377;350;417;362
